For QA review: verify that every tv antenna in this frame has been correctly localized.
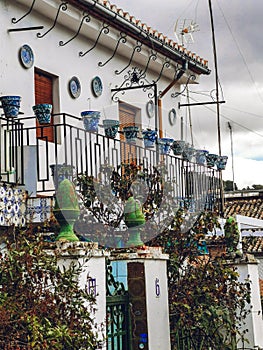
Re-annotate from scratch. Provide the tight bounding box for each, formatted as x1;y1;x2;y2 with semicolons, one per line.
174;19;199;47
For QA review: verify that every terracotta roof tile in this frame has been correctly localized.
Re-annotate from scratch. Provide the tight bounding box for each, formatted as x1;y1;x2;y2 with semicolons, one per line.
97;0;209;68
242;237;263;254
224;197;263;220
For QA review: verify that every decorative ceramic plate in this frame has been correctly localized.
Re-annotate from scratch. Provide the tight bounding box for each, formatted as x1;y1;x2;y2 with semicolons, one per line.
91;76;103;97
20;44;34;68
146;100;154;118
69;76;81;98
169;108;177;125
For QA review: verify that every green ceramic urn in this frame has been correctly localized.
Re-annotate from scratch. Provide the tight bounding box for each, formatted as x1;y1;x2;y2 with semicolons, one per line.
53;179;80;242
124;195;146;247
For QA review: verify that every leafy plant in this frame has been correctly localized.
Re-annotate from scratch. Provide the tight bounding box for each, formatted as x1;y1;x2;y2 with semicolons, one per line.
0;227;100;349
148;210;251;350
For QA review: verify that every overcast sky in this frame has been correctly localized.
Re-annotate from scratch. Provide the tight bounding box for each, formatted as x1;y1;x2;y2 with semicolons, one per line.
112;0;263;190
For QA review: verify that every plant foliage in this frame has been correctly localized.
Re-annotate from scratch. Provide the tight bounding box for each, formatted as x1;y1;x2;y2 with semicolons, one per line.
0;228;100;349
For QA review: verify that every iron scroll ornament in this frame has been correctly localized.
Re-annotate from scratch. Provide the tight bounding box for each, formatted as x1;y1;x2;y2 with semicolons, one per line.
37;2;68;38
79;22;110;57
98;32;127;67
11;0;37;24
111;67;156;102
171;74;196;98
59;13;91;46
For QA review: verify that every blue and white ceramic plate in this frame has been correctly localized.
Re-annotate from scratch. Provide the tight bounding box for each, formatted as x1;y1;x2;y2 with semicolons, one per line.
20;44;34;68
69;76;81;98
91;76;103;97
146;100;154;118
169;108;177;125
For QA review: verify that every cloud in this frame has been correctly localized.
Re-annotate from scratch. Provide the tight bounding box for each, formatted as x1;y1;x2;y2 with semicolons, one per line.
223;156;263;189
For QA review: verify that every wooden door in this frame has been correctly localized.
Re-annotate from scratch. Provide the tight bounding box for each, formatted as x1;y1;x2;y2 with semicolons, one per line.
34;70;54;142
119;103;137;164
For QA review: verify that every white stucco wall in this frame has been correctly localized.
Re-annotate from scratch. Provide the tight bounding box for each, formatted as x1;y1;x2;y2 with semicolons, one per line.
1;0;197;139
56;244;108;349
236;260;263;349
144;258;171;350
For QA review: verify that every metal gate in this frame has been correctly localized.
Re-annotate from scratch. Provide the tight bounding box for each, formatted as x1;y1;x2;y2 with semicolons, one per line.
106;260;131;350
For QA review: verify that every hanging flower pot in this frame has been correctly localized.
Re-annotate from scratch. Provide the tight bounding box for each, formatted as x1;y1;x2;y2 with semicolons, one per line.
195;149;208;165
216;155;228;170
50;163;75;190
102;119;119;139
123;125;139;144
0;95;21;118
205;153;218;167
182;144;195;161
32;103;52;124
157;138;174;155
142;129;157;148
171;140;185;155
81;111;100;132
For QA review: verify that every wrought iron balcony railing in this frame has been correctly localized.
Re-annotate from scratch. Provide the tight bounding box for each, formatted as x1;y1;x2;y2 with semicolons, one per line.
0;113;220;211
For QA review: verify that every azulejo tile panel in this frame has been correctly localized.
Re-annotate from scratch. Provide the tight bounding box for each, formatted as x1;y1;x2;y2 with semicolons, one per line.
26;197;53;223
0;185;26;226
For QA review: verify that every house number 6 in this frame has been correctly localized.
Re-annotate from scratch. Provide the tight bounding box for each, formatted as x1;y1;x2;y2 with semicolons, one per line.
155;278;160;297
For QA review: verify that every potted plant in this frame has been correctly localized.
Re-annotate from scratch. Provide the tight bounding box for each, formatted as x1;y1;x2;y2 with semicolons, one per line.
205;153;218;168
0;95;21;118
32;103;52;124
157;138;174;155
123;125;139;143
216;155;228;170
50;163;75;190
142;129;157;148
182;143;195;161
81;110;100;132
195;149;208;165
171;140;185;155
102;119;120;139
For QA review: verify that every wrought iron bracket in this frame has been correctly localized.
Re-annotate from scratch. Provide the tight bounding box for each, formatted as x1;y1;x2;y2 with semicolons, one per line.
153;58;171;84
115;41;142;76
98;32;127;67
171;74;196;98
37;2;68;38
8;26;44;32
178;100;226;108
79;21;110;57
59;13;90;46
138;50;157;80
11;0;37;24
111;68;158;133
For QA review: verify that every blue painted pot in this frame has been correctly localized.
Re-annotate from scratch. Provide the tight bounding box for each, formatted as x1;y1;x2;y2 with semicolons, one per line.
142;129;157;148
81;111;100;132
33;103;52;124
0;95;21;118
50;163;74;190
102;119;119;139
195;149;208;165
158;138;174;155
123;126;139;143
205;153;218;167
216;155;228;170
182;144;195;161
171;140;185;155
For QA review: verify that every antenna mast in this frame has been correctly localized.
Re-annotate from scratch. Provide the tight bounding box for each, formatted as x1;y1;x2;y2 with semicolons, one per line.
208;0;224;214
